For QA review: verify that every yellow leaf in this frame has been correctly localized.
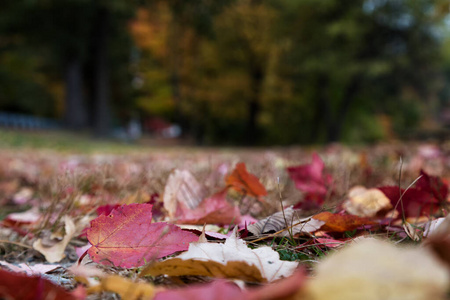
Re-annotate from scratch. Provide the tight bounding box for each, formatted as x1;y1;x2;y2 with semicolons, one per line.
141;258;265;283
88;275;155;300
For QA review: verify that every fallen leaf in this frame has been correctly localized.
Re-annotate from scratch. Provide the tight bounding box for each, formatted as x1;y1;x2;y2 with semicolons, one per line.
142;259;265;282
293;192;327;210
306;239;449;300
226;162;267;199
287;153;332;196
5;207;41;225
33;216;77;263
0;261;61;275
154;280;243;300
378;186;438;218
176;189;241;225
312;212;376;232
244;269;306;300
88;275;155;300
0;268;77;300
343;186;392;217
247;207;324;237
163;169;208;219
416;170;448;203
96;204;121;216
423;214;450;270
87;203;198;268
141;228;298;282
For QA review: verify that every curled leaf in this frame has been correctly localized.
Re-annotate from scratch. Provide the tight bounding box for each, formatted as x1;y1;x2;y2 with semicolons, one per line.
226;162;267;199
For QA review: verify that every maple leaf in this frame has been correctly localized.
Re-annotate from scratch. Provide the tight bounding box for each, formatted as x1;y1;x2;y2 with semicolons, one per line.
416;170;448;203
176;189;241;225
87;203;198;268
287;153;332;195
96;204;121;216
226;162;267;199
0;268;77;300
378;186;438;219
312;212;376;232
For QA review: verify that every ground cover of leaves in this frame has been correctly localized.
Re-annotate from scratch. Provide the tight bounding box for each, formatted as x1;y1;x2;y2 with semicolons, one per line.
1;141;450;300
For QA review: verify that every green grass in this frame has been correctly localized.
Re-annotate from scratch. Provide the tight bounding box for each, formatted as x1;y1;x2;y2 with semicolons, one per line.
0;129;145;153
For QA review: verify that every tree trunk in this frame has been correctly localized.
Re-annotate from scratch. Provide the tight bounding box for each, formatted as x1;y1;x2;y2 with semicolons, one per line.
93;6;111;137
310;74;331;142
64;56;87;130
326;76;361;142
247;63;264;145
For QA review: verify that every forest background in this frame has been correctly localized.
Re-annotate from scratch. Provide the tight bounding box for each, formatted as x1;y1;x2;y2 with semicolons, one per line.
1;0;450;146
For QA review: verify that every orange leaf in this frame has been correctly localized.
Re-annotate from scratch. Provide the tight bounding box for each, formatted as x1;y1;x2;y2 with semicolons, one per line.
226;163;267;199
313;212;376;232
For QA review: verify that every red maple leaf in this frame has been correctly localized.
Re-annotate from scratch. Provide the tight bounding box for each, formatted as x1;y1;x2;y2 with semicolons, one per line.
378;186;438;219
416;170;448;203
226;162;267;199
87;203;198;268
288;153;333;209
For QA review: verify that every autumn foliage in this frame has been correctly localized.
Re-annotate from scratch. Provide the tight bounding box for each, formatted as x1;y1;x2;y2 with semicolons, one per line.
0;145;450;300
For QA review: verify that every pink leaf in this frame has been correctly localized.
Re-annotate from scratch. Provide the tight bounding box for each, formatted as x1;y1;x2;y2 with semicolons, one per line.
87;203;198;268
176;189;241;225
154;280;243;300
287;153;332;196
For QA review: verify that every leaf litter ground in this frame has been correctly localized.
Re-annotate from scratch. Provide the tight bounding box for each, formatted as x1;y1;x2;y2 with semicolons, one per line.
0;142;450;299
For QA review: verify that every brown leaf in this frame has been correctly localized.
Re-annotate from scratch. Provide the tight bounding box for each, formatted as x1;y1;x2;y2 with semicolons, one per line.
312;212;376;233
141;258;265;282
226;162;267;199
32;216;76;263
88;275;155;300
141;228;297;282
163;169;208;219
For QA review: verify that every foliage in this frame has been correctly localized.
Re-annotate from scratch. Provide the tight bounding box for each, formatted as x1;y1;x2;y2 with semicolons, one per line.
0;0;448;144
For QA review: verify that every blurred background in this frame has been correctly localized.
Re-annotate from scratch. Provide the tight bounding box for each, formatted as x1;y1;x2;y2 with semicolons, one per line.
1;0;450;146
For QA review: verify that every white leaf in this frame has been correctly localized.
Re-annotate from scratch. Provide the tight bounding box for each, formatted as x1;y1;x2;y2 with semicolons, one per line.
177;227;298;282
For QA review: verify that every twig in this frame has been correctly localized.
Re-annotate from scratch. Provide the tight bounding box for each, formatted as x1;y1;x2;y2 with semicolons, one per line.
0;240;33;249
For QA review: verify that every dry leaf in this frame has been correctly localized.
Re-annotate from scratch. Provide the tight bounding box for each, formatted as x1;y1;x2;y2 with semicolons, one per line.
306;239;449;300
226;162;267;199
33;216;76;263
247;207;324;237
142;258;265;282
423;214;450;270
163;169;208;219
88;275;155;300
142;228;297;282
312;212;376;232
343;186;392;217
